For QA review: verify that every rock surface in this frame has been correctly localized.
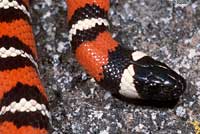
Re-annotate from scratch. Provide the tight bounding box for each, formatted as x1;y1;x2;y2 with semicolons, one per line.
31;0;200;133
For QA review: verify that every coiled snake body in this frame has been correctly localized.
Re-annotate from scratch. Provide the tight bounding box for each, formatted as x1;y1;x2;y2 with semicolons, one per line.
0;0;186;133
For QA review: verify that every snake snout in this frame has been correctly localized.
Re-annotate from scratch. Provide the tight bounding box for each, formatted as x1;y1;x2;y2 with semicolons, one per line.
157;71;186;100
133;56;186;101
166;73;186;99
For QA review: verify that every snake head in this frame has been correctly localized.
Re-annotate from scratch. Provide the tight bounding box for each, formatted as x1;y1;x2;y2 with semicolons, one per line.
132;54;186;101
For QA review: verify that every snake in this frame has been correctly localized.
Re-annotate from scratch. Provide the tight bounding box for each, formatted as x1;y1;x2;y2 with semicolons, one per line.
0;0;186;133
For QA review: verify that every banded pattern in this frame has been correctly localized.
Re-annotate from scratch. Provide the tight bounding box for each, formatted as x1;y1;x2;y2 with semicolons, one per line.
0;0;31;23
67;0;186;101
0;0;49;133
68;3;109;51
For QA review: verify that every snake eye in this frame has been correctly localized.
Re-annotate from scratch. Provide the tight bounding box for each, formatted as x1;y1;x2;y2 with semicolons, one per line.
133;56;186;101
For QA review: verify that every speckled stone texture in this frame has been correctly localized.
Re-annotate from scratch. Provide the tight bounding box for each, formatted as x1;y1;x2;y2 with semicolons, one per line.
31;0;200;133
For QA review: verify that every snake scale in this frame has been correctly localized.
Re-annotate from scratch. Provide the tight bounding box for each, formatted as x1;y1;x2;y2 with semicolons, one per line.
0;0;186;133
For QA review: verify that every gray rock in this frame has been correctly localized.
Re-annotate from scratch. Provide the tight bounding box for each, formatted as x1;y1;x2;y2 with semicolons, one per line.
30;0;200;133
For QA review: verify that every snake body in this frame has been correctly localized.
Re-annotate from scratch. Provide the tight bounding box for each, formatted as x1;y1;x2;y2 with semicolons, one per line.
0;0;49;133
0;0;186;133
67;0;186;101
